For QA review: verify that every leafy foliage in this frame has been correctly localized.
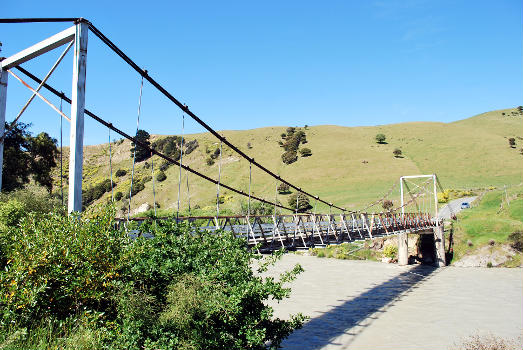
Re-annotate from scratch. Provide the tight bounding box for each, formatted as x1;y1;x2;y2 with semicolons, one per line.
299;148;312;157
288;193;312;212
130;129;151;162
0;207;305;349
508;231;522;252
393;148;402;157
156;171;167;182
114;191;123;201
277;183;291;194
375;133;386;144
1;123;58;193
382;199;393;211
508;137;516;148
383;245;398;259
82;179;113;208
281;150;298;165
115;169;127;177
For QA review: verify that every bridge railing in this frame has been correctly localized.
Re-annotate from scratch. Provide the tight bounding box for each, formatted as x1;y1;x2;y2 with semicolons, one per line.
115;212;436;252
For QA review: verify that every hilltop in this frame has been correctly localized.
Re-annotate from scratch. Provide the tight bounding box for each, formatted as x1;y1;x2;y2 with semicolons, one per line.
54;107;523;216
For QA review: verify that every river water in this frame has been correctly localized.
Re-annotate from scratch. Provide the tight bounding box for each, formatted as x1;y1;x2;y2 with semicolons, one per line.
265;254;522;350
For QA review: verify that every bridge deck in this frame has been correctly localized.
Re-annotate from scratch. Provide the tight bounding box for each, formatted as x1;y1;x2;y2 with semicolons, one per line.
117;212;436;252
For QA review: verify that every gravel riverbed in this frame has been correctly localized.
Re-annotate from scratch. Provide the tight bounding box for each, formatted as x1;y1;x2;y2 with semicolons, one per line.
265;254;522;350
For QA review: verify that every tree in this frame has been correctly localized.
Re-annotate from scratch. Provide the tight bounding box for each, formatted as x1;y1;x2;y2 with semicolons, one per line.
508;137;516;148
28;132;59;193
277;182;291;194
382;199;393;211
281;150;298;164
130;129;151;162
375;133;386;144
517;106;523;114
115;169;127;177
393;148;402;157
156;171;167;182
299;148;312;157
1;123;58;193
288;193;312;213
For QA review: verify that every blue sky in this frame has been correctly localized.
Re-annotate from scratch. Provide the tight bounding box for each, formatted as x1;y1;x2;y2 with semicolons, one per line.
1;0;522;145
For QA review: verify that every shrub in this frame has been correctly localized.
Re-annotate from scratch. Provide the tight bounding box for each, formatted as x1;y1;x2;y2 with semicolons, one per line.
116;223;305;349
299;148;312;157
114;191;123;201
278;183;291;194
382;199;393;211
438;190;450;203
282;150;298;164
184;139;199;154
159;161;171;172
286;127;295;135
247;142;252;149
156;171;167;182
508;231;522;252
130;129;151;162
375;133;386;144
508;137;516;148
0;210;306;350
280;133;287;139
383;245;398;259
288;193;312;212
115;169;127;177
393;148;402;157
206;157;215;166
0;208;125;328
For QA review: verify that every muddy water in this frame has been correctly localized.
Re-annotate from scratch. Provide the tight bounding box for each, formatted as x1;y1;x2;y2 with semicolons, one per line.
265;255;522;350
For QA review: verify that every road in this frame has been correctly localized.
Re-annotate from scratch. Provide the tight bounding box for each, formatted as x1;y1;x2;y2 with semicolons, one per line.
438;196;477;220
265;254;522;350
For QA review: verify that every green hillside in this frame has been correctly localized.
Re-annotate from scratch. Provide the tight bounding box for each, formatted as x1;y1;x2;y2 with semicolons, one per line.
54;107;523;216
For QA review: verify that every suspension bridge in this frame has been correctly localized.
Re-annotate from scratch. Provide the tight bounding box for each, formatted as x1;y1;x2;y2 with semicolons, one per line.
0;18;448;266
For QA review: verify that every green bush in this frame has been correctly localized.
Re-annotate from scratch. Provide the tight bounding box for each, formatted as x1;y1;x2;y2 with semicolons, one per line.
206;157;215;166
156;171;167;182
383;245;398;259
0;208;125;327
508;231;522;252
288;193;312;212
277;183;291;194
0;208;305;349
114;191;123;201
281;150;298;165
375;133;386;144
299;148;312;157
0;199;27;232
115;169;127;177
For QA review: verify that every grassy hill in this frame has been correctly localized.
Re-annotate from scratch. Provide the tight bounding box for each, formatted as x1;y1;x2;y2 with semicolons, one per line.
54;107;523;216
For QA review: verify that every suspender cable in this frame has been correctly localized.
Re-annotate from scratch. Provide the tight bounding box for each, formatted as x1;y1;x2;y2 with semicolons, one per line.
216;141;223;217
128;74;145;220
176;114;185;219
109;128;114;201
14;66;296;213
186;172;191;215
59;96;64;207
85;22;348;213
248;162;252;216
151;151;157;217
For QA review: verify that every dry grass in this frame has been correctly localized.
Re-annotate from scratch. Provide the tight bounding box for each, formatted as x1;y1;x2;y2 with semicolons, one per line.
54;108;523;215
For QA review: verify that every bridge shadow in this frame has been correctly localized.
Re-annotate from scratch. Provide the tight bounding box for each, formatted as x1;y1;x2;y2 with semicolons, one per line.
281;264;438;350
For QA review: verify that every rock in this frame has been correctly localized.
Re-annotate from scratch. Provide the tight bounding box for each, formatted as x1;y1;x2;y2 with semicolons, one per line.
453;244;518;267
130;202;151;216
381;257;392;264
